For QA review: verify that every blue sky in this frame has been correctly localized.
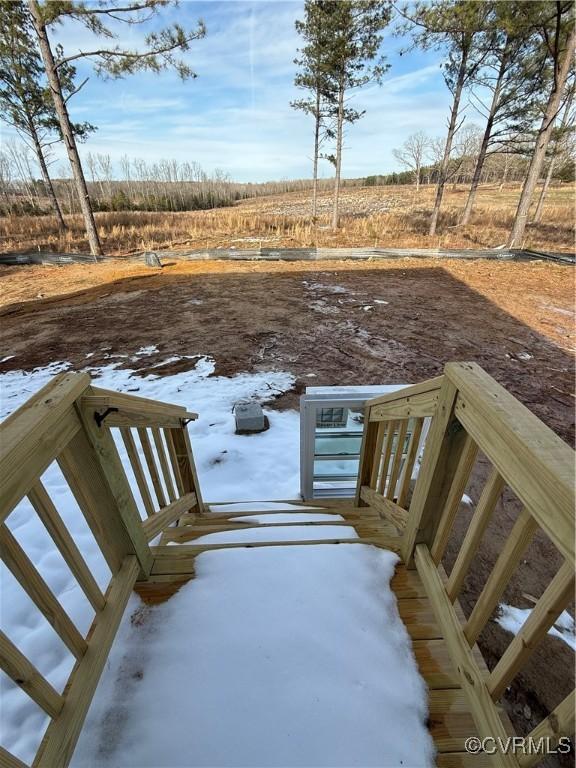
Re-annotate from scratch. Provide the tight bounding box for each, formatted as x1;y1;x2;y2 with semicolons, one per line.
21;1;461;182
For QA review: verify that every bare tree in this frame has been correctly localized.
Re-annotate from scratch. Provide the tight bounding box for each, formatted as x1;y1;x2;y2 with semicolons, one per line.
392;131;431;191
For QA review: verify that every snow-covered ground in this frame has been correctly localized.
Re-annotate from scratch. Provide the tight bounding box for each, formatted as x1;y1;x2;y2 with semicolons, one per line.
497;603;576;651
73;545;434;767
0;352;301;763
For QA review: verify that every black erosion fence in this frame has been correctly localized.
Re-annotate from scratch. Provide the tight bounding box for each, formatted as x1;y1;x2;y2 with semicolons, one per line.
0;246;574;267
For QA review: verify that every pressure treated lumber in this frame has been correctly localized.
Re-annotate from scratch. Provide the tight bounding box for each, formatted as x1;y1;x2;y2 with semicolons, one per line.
487;560;574;699
360;486;408;530
430;433;478;564
0;630;64;717
386;420;408;501
0;524;87;660
464;508;537;645
137;427;167;508
33;556;139;768
446;469;505;601
397;417;423;509
75;392;154;576
0;372;88;522
119;427;155;517
447;362;574;564
517;691;575;768
142;492;197;542
415;543;517;768
28;481;105;612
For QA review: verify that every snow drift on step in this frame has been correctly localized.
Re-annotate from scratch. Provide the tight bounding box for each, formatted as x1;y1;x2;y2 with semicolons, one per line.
74;545;434;767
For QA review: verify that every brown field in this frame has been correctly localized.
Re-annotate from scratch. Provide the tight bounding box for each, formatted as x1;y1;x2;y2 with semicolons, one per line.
1;182;574;255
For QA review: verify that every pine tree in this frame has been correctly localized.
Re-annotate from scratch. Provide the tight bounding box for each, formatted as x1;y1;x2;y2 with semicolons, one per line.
460;1;542;225
0;0;94;229
319;0;391;230
26;0;206;257
401;0;491;237
508;1;575;247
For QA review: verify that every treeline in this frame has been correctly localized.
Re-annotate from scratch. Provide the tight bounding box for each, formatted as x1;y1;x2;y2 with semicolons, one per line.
366;149;574;188
293;1;575;245
0;145;361;217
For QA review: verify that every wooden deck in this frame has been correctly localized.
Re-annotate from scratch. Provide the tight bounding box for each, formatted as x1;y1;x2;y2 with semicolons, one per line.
135;499;508;767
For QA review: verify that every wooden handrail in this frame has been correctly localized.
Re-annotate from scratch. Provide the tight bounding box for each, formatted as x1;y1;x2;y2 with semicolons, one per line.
446;362;574;564
355;361;576;765
0;374;204;768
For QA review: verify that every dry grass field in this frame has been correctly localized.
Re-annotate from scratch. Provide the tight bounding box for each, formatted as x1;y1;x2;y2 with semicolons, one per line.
1;182;574;255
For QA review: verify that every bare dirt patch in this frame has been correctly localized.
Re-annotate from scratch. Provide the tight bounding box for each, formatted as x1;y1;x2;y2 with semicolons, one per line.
0;256;574;757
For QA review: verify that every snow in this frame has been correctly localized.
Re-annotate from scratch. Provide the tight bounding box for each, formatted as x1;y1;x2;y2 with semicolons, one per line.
73;545;434;767
496;604;576;651
0;353;300;763
1;356;433;766
232;512;345;523
190;524;357;545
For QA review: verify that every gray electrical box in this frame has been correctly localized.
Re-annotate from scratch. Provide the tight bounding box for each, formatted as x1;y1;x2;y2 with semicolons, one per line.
234;402;266;433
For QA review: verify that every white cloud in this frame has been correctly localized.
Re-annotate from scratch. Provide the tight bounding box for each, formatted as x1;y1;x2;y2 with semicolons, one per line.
10;0;458;182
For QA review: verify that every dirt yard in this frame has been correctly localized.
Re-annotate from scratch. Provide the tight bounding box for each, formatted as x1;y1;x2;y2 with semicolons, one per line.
0;256;574;759
1;182;574;255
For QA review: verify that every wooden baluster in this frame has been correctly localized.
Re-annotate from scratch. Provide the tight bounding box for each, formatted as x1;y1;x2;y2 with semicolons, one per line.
0;524;87;659
0;630;64;717
397;418;423;509
464;507;538;645
487;560;574;700
151;428;177;503
378;420;398;495
355;412;380;507
517;691;575;768
164;428;186;497
137;428;167;508
430;433;479;564
28;481;105;611
446;468;505;601
386;420;408;501
119;427;155;517
369;421;387;489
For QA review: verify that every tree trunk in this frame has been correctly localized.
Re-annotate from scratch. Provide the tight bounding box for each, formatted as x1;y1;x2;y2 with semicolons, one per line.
312;85;321;219
27;0;102;258
28;118;67;231
532;84;574;224
429;47;468;237
508;24;575;248
415;159;420;193
331;81;344;231
460;48;508;225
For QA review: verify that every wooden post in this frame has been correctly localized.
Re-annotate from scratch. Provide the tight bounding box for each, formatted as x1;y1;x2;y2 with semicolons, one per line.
402;378;466;565
355;408;379;507
169;423;204;514
75;388;153;577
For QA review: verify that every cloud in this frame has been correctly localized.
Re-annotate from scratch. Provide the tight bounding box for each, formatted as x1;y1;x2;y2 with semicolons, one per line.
20;0;457;182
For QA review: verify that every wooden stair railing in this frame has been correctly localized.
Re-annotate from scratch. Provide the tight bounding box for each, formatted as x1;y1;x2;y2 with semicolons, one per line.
0;373;203;768
356;362;575;768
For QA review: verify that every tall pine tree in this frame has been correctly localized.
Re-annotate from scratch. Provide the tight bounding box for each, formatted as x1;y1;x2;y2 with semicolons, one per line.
292;0;337;219
27;0;206;256
0;0;94;229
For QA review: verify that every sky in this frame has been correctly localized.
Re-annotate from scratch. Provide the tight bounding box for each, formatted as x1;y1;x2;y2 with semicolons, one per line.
6;1;460;183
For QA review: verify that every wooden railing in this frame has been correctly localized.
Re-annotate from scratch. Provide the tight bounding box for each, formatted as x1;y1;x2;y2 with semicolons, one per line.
0;372;202;768
356;362;575;767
